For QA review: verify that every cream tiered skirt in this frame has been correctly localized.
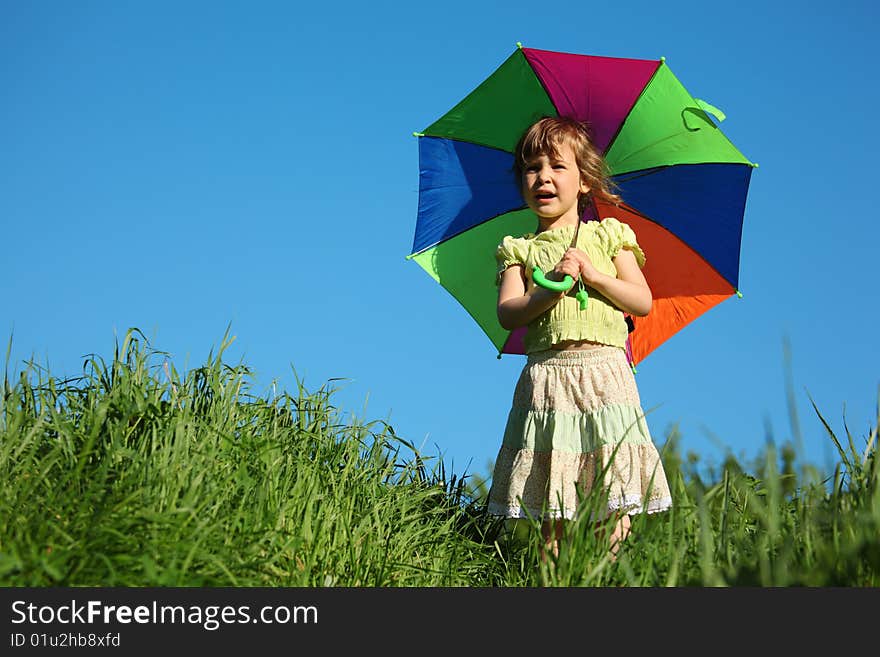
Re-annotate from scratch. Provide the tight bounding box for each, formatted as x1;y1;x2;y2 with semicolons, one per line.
487;346;673;521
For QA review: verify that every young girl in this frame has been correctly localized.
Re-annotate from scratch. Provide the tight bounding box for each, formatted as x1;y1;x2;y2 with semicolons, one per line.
487;116;672;560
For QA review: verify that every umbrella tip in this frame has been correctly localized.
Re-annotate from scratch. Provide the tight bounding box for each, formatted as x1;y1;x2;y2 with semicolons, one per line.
736;289;743;298
516;41;523;49
752;162;760;168
660;55;666;62
413;131;425;138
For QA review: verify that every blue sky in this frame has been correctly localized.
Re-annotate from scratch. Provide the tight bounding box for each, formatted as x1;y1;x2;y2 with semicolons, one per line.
3;0;877;484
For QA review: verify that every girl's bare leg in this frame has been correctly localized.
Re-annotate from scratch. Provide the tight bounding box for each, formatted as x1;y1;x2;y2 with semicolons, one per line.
593;513;632;561
540;519;565;561
540;514;632;564
608;513;631;559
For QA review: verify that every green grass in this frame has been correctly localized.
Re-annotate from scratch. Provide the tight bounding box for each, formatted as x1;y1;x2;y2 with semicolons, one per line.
2;329;877;586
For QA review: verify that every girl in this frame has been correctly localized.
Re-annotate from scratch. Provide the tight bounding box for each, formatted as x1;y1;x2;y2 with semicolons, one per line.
487;116;672;561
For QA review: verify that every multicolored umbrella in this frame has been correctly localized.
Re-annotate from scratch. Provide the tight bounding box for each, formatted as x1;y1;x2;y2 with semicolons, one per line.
408;43;756;368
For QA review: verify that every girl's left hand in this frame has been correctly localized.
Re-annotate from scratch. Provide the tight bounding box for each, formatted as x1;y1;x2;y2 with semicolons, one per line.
562;248;600;285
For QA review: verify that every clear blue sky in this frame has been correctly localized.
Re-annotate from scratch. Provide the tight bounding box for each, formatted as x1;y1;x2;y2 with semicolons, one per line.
3;0;877;483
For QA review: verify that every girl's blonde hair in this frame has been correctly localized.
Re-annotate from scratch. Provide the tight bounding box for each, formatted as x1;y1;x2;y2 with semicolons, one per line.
514;116;622;214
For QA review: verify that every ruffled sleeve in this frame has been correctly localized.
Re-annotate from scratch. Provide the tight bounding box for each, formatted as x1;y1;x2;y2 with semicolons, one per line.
597;217;646;268
495;235;529;285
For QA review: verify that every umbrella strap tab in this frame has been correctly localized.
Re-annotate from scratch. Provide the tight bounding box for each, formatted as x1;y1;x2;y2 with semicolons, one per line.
694;98;726;122
575;282;589;310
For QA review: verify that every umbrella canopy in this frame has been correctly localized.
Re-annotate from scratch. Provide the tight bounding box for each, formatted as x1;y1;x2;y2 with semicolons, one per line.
408;44;756;367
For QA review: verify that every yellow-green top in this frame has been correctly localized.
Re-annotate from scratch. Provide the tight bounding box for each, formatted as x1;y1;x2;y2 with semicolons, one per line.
495;217;646;353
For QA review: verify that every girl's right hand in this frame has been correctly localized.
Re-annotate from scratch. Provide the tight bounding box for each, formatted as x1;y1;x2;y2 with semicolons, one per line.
551;253;581;288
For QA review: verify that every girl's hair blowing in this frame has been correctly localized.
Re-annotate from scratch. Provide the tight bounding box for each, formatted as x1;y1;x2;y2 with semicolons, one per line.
514;116;622;213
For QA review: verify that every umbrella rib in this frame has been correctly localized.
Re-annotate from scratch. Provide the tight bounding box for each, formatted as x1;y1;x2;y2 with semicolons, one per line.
612;166;668;183
420;133;517;156
409;206;529;257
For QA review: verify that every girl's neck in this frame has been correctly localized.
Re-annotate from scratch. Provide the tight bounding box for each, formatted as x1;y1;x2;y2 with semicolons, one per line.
536;216;580;233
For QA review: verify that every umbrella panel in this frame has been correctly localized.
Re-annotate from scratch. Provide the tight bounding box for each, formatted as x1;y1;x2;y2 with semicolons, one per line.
521;47;660;153
605;62;753;174
424;49;557;153
410;209;537;354
414;137;522;253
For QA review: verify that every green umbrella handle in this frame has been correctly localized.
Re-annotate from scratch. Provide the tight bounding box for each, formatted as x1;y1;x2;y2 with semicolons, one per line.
533;266;589;310
532;267;573;292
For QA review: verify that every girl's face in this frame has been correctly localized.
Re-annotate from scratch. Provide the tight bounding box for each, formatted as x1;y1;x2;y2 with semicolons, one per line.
521;142;589;226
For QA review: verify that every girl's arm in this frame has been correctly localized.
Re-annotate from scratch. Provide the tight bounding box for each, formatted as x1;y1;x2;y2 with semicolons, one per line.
496;260;578;330
563;248;652;317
